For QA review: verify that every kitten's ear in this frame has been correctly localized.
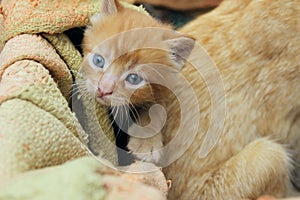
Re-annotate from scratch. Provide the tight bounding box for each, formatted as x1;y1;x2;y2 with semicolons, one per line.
101;0;121;15
90;0;121;24
165;36;195;70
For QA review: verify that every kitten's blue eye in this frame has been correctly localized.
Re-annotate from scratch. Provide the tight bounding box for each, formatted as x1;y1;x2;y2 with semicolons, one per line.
126;73;143;85
92;54;105;68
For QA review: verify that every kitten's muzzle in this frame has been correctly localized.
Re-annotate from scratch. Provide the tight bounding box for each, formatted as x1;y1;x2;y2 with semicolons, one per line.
98;74;116;98
97;88;113;98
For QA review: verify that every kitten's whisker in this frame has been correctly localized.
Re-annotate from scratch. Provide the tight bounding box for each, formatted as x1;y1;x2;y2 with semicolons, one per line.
114;106;123;140
121;105;129;134
109;106;117;128
114;94;141;126
120;106;125;131
69;89;81;101
129;102;141;125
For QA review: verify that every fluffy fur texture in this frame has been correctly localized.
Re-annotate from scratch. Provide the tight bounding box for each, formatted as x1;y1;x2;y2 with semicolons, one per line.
82;0;300;199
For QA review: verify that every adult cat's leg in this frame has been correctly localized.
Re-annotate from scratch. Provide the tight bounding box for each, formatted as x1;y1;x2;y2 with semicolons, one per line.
177;138;292;199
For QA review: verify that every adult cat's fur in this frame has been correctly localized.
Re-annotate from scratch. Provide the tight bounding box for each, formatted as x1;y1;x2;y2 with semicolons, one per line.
161;0;300;199
82;0;300;199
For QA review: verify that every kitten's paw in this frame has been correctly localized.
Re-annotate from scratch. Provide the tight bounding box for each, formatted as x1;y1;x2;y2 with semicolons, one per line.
127;133;163;164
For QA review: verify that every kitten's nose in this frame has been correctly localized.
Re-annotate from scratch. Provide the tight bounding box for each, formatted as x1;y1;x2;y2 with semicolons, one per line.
98;88;113;97
98;75;116;97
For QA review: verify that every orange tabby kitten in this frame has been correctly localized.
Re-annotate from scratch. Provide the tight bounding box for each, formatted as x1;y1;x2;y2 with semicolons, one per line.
82;0;300;199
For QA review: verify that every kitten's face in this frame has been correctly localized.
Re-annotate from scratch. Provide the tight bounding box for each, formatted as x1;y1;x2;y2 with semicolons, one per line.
82;0;194;107
82;48;171;106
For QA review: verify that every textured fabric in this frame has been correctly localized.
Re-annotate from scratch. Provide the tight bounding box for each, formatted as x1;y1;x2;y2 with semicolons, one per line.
0;157;166;200
0;57;90;180
0;0;148;48
0;34;73;98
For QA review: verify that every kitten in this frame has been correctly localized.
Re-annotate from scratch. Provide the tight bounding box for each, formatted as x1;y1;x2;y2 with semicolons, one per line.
82;0;300;199
81;0;194;163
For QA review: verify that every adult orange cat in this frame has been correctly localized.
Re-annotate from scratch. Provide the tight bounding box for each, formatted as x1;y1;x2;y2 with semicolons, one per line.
81;0;300;199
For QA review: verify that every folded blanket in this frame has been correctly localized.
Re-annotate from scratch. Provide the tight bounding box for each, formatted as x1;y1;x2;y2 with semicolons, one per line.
0;157;167;200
